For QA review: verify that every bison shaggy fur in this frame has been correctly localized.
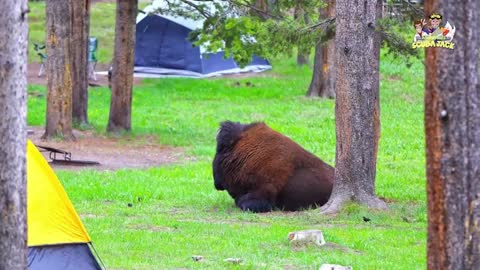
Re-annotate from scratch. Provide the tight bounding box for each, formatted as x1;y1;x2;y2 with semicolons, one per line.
213;121;334;212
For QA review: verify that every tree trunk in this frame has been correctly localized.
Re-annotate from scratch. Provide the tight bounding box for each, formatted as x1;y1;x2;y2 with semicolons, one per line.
43;0;75;140
250;0;269;20
320;0;336;98
424;0;480;269
320;0;386;214
71;0;90;127
0;0;28;268
294;3;310;66
267;0;278;17
306;40;323;97
307;0;336;99
107;0;138;133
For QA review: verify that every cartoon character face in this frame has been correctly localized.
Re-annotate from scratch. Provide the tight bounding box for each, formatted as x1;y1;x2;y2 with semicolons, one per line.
415;24;423;33
430;18;441;28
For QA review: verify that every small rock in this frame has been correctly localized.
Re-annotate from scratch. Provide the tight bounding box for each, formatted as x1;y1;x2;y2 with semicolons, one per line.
191;255;204;262
223;258;242;264
288;229;325;246
319;264;352;270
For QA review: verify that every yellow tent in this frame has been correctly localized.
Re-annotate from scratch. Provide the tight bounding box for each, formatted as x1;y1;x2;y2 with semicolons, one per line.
27;140;102;270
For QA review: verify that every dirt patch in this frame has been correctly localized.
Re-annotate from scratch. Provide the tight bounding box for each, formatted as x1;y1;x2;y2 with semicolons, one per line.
28;63;143;87
28;126;193;171
28;61;275;87
217;70;280;80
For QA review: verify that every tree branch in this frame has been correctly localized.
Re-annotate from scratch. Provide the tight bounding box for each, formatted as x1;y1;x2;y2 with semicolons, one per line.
180;0;214;18
301;17;336;31
226;0;286;21
399;0;425;17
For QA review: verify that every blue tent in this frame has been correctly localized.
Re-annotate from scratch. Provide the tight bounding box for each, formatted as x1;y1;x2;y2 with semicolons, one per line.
134;2;271;78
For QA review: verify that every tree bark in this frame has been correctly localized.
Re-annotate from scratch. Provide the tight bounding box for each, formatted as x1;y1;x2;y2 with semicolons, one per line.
294;3;310;66
320;0;336;98
306;39;323;97
71;0;90;127
250;0;269;20
307;0;336;99
0;0;28;268
424;0;480;269
320;0;386;214
107;0;138;133
43;0;75;140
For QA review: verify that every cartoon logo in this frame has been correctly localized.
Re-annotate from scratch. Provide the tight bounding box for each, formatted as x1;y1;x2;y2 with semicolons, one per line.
412;13;455;49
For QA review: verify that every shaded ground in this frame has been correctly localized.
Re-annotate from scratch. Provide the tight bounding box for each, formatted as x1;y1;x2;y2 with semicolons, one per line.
28;126;193;171
28;62;272;87
28;63;144;87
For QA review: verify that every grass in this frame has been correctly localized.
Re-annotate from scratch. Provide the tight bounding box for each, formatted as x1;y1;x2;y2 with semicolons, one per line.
27;51;427;269
27;2;427;269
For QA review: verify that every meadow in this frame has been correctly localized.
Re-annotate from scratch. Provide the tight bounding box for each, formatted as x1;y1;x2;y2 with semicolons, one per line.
27;1;426;269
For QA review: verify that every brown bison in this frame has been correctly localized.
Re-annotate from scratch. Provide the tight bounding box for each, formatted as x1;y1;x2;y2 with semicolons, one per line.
213;121;334;212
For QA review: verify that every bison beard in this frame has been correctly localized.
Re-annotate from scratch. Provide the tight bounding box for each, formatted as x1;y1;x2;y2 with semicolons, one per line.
213;121;334;213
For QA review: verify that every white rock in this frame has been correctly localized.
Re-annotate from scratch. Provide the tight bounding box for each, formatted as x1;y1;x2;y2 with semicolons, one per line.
223;258;242;264
288;229;326;246
319;264;352;270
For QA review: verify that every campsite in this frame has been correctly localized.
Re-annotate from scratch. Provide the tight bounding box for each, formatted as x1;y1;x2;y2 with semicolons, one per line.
134;1;271;77
0;0;478;270
27;140;102;269
25;55;427;269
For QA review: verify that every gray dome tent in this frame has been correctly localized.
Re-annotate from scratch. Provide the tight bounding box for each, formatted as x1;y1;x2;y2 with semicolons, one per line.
134;0;271;78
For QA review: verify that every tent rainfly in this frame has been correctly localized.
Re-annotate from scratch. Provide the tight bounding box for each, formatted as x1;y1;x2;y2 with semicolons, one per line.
27;140;102;270
134;0;272;78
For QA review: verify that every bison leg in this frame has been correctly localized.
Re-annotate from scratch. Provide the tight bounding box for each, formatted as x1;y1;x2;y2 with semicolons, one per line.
235;185;277;213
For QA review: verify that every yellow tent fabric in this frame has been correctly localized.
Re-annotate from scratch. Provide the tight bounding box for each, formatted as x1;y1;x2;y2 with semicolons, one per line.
27;140;91;246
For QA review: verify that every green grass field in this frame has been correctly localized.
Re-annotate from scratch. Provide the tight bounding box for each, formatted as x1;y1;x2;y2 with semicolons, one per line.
27;2;427;269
